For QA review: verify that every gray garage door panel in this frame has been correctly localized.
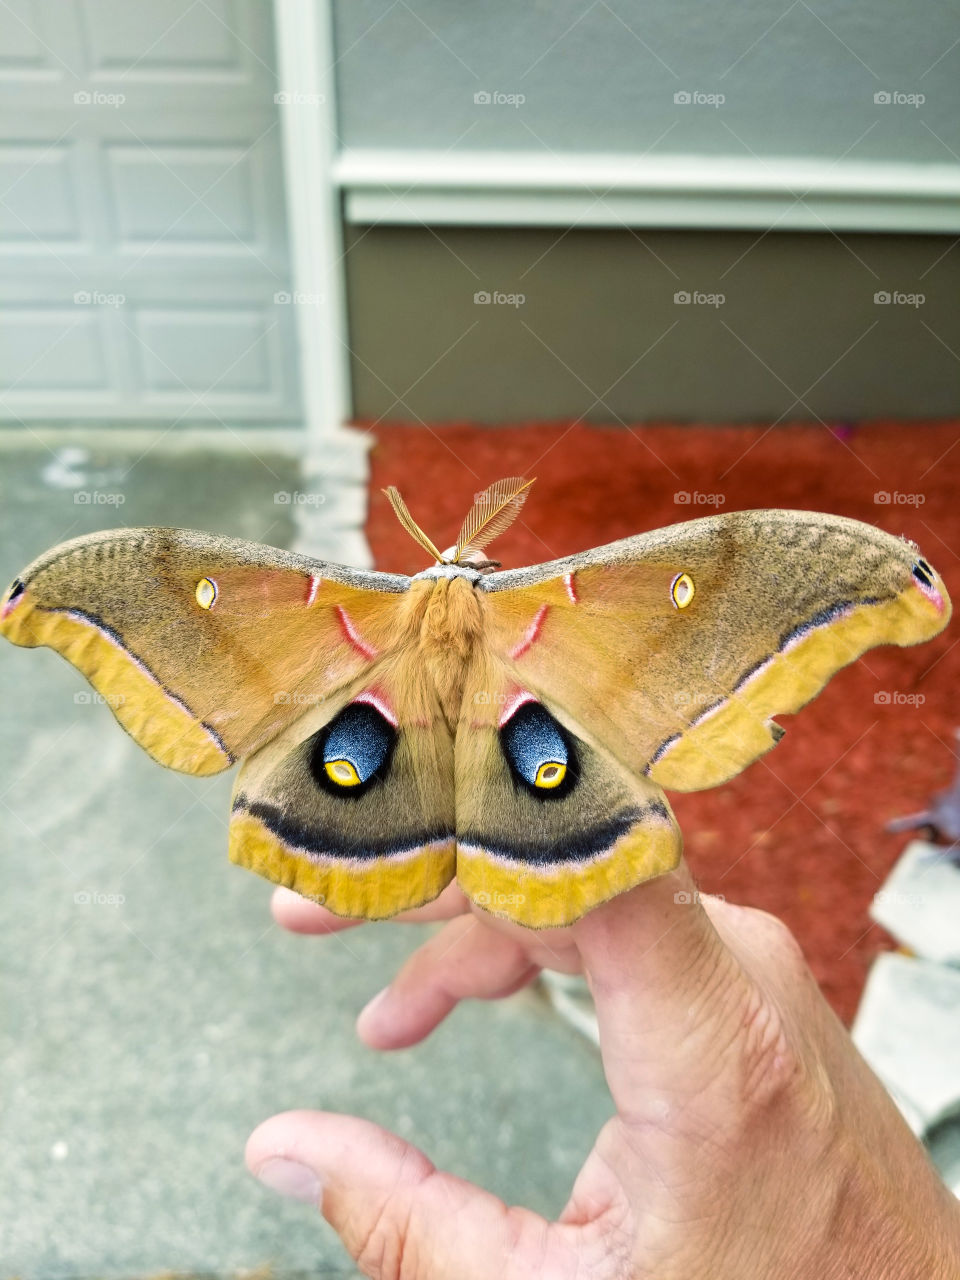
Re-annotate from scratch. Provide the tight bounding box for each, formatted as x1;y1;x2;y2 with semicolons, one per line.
0;0;301;423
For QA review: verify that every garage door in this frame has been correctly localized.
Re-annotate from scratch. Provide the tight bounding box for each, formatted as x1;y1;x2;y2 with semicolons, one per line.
0;0;301;423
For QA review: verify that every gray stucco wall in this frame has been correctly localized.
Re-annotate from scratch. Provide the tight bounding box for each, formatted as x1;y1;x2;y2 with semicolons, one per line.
333;0;959;162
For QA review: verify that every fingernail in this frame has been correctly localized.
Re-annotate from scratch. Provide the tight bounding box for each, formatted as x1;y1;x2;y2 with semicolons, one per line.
359;986;390;1027
256;1157;323;1203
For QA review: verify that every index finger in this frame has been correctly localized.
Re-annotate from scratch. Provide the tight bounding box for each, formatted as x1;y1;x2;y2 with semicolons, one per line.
271;879;470;934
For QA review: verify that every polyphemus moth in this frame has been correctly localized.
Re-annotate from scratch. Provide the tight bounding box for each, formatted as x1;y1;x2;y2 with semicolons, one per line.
0;478;951;928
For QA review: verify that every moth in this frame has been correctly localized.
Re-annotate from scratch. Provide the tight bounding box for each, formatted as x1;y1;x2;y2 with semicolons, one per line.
0;477;951;928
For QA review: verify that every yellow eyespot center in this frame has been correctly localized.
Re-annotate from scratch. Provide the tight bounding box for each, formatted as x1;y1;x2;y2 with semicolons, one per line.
671;572;695;609
535;761;566;789
195;577;218;610
325;759;361;787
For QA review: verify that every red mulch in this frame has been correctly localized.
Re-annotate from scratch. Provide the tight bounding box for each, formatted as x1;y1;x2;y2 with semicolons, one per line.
361;419;960;1023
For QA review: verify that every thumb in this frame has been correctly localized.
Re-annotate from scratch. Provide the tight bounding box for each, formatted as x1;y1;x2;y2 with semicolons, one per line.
572;859;745;1108
246;1110;571;1280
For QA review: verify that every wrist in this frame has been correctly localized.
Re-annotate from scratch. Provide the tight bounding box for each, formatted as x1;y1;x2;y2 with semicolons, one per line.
812;1132;960;1280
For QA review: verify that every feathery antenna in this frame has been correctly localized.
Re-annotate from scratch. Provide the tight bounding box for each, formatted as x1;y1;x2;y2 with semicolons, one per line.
384;476;535;565
455;477;535;562
382;486;444;563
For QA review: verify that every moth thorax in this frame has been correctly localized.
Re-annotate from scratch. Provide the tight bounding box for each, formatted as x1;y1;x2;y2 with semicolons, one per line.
421;576;483;659
439;545;500;572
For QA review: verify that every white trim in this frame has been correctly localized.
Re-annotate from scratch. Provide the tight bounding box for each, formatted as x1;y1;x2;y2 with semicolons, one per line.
336;149;960;234
273;0;352;441
0;424;371;472
0;425;307;455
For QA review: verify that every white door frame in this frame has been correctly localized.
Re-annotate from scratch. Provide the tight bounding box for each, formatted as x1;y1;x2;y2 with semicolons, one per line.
273;0;353;445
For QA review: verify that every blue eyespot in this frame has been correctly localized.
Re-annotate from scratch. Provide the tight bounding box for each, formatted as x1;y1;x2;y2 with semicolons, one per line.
500;700;576;799
311;701;396;796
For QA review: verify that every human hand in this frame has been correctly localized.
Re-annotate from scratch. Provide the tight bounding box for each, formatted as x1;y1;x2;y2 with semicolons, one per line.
246;864;960;1279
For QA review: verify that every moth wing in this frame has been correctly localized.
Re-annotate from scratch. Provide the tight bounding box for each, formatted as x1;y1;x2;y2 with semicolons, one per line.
0;529;409;776
455;658;681;928
479;509;950;792
230;659;456;919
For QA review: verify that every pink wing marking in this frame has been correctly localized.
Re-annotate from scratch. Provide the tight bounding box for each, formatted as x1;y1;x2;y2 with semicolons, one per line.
497;688;538;728
335;604;378;660
353;687;398;726
509;604;549;660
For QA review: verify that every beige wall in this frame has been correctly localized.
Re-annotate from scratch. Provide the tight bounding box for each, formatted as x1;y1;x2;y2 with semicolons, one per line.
345;227;960;424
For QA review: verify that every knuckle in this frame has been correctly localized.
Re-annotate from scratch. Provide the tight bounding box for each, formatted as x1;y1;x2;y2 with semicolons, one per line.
749;910;809;984
351;1154;434;1280
753;908;803;956
732;977;840;1154
736;983;800;1112
353;1193;415;1280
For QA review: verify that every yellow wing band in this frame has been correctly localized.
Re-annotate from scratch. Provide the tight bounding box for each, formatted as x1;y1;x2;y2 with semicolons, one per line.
230;811;456;920
650;588;948;792
2;604;231;775
457;818;680;929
